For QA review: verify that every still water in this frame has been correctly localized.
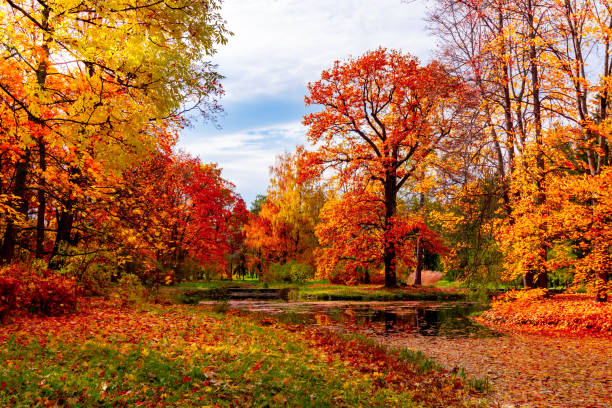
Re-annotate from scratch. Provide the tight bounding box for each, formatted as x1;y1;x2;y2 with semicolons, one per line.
205;300;498;338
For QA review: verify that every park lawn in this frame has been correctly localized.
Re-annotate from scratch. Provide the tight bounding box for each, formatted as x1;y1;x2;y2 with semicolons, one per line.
0;298;483;408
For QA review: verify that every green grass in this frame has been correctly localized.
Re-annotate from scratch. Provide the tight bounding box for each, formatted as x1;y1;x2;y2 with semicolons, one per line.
292;284;466;301
0;302;425;407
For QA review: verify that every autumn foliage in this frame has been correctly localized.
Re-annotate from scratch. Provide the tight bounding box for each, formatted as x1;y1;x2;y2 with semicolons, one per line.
300;48;472;287
428;0;611;299
481;291;612;335
0;263;78;318
0;0;247;313
244;152;322;279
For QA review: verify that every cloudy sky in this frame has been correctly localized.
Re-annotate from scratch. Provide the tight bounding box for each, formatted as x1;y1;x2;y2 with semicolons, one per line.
179;0;435;206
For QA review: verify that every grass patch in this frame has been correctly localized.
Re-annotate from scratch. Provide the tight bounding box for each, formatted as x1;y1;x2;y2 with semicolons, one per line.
293;284;466;302
2;298;466;407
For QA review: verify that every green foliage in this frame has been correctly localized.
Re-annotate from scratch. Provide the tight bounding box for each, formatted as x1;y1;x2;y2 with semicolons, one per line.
111;273;148;305
267;261;314;283
440;177;505;288
59;255;116;296
249;194;267;215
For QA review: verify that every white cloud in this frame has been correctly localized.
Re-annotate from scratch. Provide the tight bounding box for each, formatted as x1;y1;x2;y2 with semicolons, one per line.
180;122;307;203
181;0;434;203
214;0;431;102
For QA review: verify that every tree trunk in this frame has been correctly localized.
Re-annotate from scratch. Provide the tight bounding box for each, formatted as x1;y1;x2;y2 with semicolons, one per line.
595;269;608;302
48;203;74;270
34;6;50;259
414;193;425;286
0;149;30;265
383;174;398;288
525;0;547;289
35;140;46;259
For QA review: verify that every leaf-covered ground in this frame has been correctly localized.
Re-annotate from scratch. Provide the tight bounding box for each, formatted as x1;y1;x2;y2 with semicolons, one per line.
480;293;612;335
380;328;611;407
0;298;484;408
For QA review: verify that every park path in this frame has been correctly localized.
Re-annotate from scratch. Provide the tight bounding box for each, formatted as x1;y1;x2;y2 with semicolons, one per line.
377;330;611;408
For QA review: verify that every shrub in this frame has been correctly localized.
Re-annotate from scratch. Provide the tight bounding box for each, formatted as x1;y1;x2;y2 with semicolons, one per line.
60;257;115;295
267;261;314;283
0;263;78;318
0;276;21;322
481;293;611;334
28;273;79;316
111;273;148;305
494;288;548;303
288;262;313;283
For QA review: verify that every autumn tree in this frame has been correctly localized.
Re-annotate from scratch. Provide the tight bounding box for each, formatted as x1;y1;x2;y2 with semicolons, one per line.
429;0;611;298
0;0;228;267
302;48;474;287
245;151;324;277
315;188;445;285
96;150;247;285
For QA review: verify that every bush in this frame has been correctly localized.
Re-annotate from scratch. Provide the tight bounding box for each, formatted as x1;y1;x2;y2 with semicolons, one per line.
0;263;79;318
0;276;21;322
494;288;548;303
28;273;79;316
111;273;148;305
267;261;314;283
288;262;313;283
481;293;611;334
60;257;115;295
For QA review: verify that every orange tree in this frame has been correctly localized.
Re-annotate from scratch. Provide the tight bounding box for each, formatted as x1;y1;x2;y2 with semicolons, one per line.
429;0;611;296
315;187;446;285
301;48;475;287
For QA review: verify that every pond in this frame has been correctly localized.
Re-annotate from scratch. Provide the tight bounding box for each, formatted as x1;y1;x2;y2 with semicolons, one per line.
202;300;499;338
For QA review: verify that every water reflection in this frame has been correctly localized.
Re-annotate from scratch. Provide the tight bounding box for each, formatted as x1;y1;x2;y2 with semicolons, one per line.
213;301;498;338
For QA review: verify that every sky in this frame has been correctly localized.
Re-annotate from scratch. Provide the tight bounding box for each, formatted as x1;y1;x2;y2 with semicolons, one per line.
179;0;435;206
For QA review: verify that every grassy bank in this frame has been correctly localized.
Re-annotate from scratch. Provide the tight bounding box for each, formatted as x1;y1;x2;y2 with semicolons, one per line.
0;298;485;407
292;283;466;301
171;280;467;303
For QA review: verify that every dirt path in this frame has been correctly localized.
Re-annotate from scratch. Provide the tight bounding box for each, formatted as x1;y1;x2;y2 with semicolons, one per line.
378;331;611;408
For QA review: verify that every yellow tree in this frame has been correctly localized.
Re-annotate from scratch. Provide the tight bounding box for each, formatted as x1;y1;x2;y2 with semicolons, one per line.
430;0;611;293
0;0;228;266
245;151;324;274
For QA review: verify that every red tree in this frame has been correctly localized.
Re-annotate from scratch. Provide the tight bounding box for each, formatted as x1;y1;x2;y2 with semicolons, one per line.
302;48;474;287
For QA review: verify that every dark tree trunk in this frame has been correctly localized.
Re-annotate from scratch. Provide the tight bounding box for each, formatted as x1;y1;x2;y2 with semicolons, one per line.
595;271;608;302
383;173;398;288
48;203;74;270
35;140;46;259
33;6;50;260
0;149;30;265
414;193;425;286
524;0;547;289
523;269;548;289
